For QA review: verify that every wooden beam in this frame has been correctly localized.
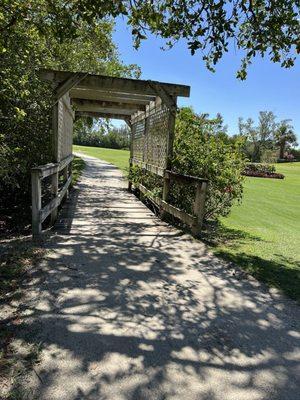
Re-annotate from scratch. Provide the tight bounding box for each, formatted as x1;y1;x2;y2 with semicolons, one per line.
147;81;177;112
69;88;155;104
71;99;145;112
53;72;87;101
39;69;190;97
73;104;134;116
76;111;129;120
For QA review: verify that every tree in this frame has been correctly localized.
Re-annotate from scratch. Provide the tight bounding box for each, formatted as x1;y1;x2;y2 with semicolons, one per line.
275;120;298;159
239;112;277;162
1;1;299;80
0;1;139;223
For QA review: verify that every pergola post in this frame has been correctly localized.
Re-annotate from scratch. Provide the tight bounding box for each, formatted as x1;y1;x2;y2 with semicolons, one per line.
51;102;59;223
31;169;42;237
162;96;177;217
128;121;134;192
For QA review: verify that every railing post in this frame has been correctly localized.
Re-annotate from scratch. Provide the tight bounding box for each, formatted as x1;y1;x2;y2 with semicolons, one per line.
50;172;58;224
161;170;170;218
192;181;207;236
63;166;69;200
162;170;170;202
69;159;73;186
31;169;42;237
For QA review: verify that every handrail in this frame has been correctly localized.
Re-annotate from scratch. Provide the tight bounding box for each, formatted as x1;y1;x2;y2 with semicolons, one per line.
135;170;208;236
32;154;74;179
165;170;208;184
31;154;74;237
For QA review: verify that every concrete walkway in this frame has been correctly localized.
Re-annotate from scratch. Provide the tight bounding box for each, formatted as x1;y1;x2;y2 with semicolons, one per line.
22;154;299;400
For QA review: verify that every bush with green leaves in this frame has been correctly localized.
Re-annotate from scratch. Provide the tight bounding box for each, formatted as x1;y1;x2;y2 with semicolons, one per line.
171;108;246;220
245;163;276;174
0;2;139;232
130;108;246;222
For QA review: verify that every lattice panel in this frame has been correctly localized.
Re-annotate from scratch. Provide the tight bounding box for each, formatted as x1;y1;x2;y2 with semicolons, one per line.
57;94;74;161
132;119;145;162
132;105;169;172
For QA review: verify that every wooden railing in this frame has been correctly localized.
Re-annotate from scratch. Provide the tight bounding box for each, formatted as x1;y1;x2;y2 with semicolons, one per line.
31;154;74;237
137;170;208;236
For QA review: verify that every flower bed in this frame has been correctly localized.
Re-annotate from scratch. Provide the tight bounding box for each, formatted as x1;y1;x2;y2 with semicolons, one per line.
243;163;285;179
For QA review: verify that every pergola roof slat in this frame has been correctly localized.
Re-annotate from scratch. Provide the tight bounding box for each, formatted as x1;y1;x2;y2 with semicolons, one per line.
70;89;156;104
39;69;190;98
76;111;129;120
71;99;146;113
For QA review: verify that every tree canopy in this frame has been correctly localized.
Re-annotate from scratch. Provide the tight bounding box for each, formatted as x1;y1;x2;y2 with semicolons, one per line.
2;0;299;79
0;0;139;212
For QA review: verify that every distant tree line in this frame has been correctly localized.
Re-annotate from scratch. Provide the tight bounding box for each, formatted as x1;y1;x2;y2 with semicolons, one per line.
237;112;298;163
73;118;130;149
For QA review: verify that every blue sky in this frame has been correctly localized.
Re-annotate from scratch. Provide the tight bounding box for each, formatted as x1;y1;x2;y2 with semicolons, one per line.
113;18;300;141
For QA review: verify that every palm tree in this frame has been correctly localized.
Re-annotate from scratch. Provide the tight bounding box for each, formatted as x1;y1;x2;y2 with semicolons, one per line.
275;120;298;159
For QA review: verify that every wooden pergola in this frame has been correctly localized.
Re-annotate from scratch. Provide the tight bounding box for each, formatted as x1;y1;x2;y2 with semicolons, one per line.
32;70;207;238
39;69;190;169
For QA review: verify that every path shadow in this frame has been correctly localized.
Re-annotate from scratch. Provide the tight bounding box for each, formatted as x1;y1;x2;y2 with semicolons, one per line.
8;157;300;400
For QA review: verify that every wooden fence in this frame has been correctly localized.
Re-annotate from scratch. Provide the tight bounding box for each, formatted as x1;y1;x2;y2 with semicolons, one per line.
136;170;208;236
31;154;73;237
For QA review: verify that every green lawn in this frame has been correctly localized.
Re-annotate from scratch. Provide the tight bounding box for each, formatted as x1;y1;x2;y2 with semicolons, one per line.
73;145;130;174
73;145;300;300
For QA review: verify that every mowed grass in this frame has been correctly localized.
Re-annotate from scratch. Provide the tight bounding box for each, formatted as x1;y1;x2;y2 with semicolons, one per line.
73;145;130;174
211;162;300;300
73;145;300;300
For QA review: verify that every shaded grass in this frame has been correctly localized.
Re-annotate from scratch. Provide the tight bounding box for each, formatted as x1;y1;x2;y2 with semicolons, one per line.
72;155;86;185
73;145;129;174
203;222;300;301
0;239;45;300
206;162;300;301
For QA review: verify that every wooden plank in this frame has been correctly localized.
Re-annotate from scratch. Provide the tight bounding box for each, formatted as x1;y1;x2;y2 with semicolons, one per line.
138;183;196;227
70;89;154;104
40;175;72;223
131;158;165;177
31;163;58;179
73;103;134;115
31;170;42;237
38;69;191;97
32;155;73;179
148;82;177;112
75;111;129;120
165;170;208;184
50;171;58;224
72;99;145;112
54;72;87;101
161;200;196;227
191;181;207;236
58;154;74;172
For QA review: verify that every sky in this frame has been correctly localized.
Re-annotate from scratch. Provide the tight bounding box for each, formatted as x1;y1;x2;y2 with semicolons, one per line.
113;17;300;141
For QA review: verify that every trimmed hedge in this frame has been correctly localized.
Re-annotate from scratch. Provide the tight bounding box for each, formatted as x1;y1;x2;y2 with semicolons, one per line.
243;163;284;179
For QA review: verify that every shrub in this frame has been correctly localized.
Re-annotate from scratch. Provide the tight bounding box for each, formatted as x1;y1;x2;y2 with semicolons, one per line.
172;108;246;220
130;108;246;222
243;163;284;179
244;163;276;174
290;148;300;161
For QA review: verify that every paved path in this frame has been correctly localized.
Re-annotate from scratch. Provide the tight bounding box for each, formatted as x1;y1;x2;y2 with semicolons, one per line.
23;154;299;400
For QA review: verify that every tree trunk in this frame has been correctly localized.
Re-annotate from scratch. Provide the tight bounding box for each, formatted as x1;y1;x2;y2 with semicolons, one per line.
279;141;285;159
